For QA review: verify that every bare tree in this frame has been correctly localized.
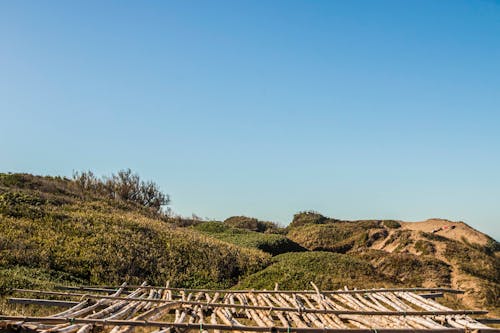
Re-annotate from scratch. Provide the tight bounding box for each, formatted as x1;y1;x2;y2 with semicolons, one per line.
73;169;170;213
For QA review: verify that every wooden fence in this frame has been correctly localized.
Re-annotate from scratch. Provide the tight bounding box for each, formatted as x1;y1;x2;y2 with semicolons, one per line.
1;282;497;333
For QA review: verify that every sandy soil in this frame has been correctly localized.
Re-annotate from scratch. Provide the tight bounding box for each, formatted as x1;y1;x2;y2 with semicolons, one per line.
369;219;497;314
400;218;491;245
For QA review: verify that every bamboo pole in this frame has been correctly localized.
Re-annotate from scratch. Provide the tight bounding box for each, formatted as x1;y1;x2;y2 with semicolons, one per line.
51;283;148;333
8;299;80;308
258;293;290;328
2;316;500;333
54;286;465;295
10;292;487;315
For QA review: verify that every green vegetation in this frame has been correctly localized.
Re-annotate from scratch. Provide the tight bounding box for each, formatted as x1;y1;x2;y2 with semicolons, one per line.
357;250;451;287
444;241;499;283
72;169;170;214
481;281;500;308
237;252;396;290
383;220;401;229
287;221;383;253
384;230;414;251
1;172;499;313
414;239;436;255
485;239;500;253
194;221;305;255
223;216;282;233
288;211;330;228
444;240;500;308
0;266;83;294
420;231;449;242
0;173;270;292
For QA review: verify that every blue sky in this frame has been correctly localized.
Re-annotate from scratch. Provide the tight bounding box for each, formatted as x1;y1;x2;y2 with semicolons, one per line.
1;1;499;239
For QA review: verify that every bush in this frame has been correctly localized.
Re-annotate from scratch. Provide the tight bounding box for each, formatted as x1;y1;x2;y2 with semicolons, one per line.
485;239;500;254
289;211;329;228
0;174;29;188
383;220;401;229
383;230;413;251
224;216;280;233
0;192;46;219
414;239;436;255
420;231;448;242
73;169;170;213
196;221;230;233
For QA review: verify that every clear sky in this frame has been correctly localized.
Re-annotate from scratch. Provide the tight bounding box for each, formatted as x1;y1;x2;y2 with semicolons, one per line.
1;1;499;240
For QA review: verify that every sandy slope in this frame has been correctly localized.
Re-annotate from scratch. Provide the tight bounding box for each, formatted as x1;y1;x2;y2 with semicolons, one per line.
400;218;491;245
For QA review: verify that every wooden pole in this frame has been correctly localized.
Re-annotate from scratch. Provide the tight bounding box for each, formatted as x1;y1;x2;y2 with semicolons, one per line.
8;293;488;316
8;299;80;307
1;316;498;333
53;286;464;295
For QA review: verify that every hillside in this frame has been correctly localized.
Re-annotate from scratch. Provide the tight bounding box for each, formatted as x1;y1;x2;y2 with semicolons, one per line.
0;173;498;317
286;212;500;313
192;221;305;255
0;173;270;292
400;218;493;246
236;251;398;290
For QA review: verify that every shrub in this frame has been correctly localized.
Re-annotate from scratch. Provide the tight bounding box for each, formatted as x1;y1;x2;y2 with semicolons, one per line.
224;216;280;233
485;239;500;254
289;211;328;228
73;169;169;213
0;192;46;219
383;220;401;229
420;231;448;242
414;239;436;255
196;221;230;233
383;230;413;251
0;174;29;188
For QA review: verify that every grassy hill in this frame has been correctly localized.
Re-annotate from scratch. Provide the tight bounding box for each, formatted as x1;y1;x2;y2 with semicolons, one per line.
0;173;270;292
193;221;305;255
0;173;498;317
286;212;500;312
236;251;397;290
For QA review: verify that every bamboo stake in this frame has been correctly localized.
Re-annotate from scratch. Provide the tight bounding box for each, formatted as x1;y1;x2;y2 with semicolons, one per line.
397;292;488;330
211;311;221;333
58;283;148;333
258;293;289;328
247;293;276;327
272;293;308;328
